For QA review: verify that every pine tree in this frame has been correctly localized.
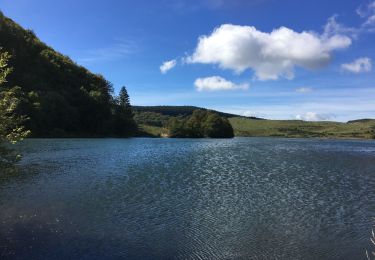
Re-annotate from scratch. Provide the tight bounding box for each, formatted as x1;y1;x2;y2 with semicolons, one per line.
118;86;131;108
113;86;137;136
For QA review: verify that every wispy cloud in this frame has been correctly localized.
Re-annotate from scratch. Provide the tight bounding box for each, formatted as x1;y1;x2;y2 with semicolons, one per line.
160;59;177;74
323;15;360;39
296;87;313;93
341;57;372;73
78;39;137;64
356;1;375;30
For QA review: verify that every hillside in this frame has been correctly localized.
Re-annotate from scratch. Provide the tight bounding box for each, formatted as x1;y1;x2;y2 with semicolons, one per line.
230;117;375;139
0;12;135;137
133;105;261;128
133;105;260;119
134;106;375;139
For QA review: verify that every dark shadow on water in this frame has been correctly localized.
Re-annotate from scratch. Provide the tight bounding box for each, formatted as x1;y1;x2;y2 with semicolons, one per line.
0;219;162;260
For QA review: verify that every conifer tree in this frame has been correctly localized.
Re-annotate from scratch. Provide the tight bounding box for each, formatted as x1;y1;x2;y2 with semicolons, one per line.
114;86;137;136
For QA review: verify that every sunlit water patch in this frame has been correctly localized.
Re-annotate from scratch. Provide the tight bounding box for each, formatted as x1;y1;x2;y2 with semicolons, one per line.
1;138;375;259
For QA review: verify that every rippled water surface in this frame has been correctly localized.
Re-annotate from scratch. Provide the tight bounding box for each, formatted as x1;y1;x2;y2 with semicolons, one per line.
1;138;375;259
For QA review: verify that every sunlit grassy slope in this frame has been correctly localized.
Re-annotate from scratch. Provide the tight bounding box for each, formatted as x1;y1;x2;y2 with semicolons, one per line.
229;118;375;139
134;106;375;139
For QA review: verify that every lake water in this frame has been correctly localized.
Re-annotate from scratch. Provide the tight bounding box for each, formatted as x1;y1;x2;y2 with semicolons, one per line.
1;138;375;259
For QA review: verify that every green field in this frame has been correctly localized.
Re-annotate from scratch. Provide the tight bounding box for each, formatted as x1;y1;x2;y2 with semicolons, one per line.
134;106;375;139
229;118;375;139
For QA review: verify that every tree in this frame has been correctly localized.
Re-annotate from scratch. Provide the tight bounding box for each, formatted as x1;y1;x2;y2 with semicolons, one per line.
167;118;187;137
118;86;131;108
0;14;123;137
167;110;234;138
0;49;30;171
113;86;137;136
203;112;234;138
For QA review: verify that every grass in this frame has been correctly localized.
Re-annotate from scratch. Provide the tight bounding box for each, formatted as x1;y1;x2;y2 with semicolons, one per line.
133;107;375;139
137;124;167;137
229;117;375;139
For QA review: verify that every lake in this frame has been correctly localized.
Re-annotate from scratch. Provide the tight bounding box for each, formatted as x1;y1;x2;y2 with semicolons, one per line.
1;138;375;259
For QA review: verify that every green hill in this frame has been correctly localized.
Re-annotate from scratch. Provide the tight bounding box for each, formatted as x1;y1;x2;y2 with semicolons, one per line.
134;106;375;139
133;105;260;119
229;117;375;139
133;105;261;128
0;12;135;137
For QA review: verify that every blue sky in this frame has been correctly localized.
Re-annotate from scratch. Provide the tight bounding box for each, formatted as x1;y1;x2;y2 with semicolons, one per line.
1;0;375;121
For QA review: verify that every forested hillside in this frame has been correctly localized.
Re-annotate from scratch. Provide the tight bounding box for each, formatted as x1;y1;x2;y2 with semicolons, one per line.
0;12;136;137
133;105;260;119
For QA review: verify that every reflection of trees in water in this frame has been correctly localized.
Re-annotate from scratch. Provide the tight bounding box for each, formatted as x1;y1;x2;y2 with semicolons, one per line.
0;164;40;186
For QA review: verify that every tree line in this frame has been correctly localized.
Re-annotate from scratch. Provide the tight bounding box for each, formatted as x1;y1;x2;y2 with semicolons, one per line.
167;110;234;138
0;12;136;138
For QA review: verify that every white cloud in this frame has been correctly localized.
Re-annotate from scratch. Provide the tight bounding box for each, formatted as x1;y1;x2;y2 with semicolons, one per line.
187;24;351;80
242;111;265;118
194;76;249;91
341;57;372;73
160;59;177;74
295;112;334;121
296;87;313;93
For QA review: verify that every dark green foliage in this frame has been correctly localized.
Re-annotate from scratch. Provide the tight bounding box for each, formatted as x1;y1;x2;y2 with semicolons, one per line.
0;49;30;172
113;86;137;136
0;12;136;137
203;112;234;138
133;111;172;127
133;105;261;131
167;110;234;138
133;105;261;119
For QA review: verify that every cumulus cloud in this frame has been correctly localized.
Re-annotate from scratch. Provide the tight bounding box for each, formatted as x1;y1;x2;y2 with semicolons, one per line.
295;112;334;121
296;87;313;93
160;59;177;74
187;24;351;80
194;76;249;91
341;57;372;73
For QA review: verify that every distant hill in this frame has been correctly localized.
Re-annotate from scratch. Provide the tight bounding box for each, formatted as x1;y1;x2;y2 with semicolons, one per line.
134;106;375;139
133;105;261;119
347;119;375;124
0;11;135;137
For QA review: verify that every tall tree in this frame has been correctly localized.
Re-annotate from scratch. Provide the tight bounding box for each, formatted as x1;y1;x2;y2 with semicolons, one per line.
118;86;131;108
0;49;29;171
113;86;137;136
